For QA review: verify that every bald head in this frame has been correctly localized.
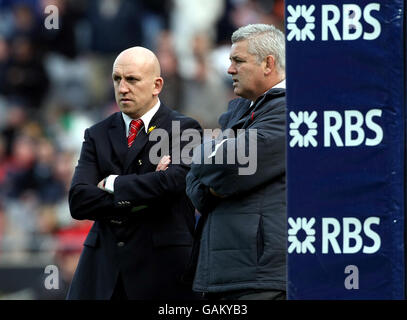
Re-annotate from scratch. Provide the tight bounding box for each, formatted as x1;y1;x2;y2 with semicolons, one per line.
112;46;164;119
114;46;161;78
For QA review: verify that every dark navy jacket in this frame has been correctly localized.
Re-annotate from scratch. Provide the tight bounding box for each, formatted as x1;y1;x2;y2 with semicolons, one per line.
186;88;286;293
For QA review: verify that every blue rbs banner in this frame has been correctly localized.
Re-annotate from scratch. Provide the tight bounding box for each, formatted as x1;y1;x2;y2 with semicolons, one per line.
285;0;405;299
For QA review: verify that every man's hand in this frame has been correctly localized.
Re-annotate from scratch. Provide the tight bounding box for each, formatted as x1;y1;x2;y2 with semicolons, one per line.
156;155;171;171
97;178;107;190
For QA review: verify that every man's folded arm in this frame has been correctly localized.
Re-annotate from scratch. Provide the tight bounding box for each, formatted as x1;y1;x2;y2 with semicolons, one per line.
191;109;285;197
69;129;119;221
112;118;203;208
69;184;116;221
185;170;220;216
112;163;189;207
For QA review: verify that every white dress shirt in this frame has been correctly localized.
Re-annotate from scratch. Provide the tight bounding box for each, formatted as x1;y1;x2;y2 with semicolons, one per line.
121;98;161;136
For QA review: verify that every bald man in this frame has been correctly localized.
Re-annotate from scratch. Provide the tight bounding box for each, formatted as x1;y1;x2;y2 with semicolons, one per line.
67;47;202;300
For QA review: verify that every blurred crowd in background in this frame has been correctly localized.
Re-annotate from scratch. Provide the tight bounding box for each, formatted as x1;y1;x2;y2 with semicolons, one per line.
0;0;284;298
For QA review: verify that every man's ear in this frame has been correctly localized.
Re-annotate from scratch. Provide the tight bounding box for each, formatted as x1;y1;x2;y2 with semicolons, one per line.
153;77;164;95
264;55;275;76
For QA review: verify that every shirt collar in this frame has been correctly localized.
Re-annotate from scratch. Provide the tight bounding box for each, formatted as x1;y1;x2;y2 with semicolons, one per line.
249;79;286;108
272;79;286;90
122;98;161;136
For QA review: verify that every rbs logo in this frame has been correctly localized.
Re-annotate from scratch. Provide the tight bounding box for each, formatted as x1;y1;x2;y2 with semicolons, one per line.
289;109;383;148
288;217;381;254
324;109;383;147
322;217;381;254
322;4;381;41
287;3;381;41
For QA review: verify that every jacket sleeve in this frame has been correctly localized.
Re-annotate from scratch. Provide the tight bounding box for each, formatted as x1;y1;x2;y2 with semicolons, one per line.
190;103;285;197
112;118;203;207
185;170;220;216
69;129;119;221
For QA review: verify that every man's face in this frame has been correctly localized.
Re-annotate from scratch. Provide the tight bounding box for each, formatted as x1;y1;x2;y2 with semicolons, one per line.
112;54;160;119
228;40;266;101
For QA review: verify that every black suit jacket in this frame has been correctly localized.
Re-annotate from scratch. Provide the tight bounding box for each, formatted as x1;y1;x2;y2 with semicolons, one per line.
67;104;202;299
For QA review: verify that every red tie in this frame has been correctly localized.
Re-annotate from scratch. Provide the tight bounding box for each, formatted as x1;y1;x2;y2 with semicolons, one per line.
127;119;144;148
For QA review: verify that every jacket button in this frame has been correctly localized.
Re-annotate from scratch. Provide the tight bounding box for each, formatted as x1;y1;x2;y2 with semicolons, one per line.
117;242;125;247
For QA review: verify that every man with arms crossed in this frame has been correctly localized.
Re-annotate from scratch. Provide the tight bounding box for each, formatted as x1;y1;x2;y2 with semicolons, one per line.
68;47;202;300
186;24;286;300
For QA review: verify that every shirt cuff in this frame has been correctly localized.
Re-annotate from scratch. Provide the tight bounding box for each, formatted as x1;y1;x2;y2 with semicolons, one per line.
105;175;118;193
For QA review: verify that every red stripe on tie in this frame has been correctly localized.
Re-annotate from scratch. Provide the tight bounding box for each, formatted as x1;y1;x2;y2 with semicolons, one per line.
127;119;144;148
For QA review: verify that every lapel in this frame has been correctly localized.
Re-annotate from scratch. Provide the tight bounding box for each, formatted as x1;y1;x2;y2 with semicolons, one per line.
108;112;128;168
239;94;267;129
123;104;170;171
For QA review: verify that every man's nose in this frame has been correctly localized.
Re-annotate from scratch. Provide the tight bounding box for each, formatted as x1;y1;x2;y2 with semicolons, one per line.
119;80;129;93
227;64;236;74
